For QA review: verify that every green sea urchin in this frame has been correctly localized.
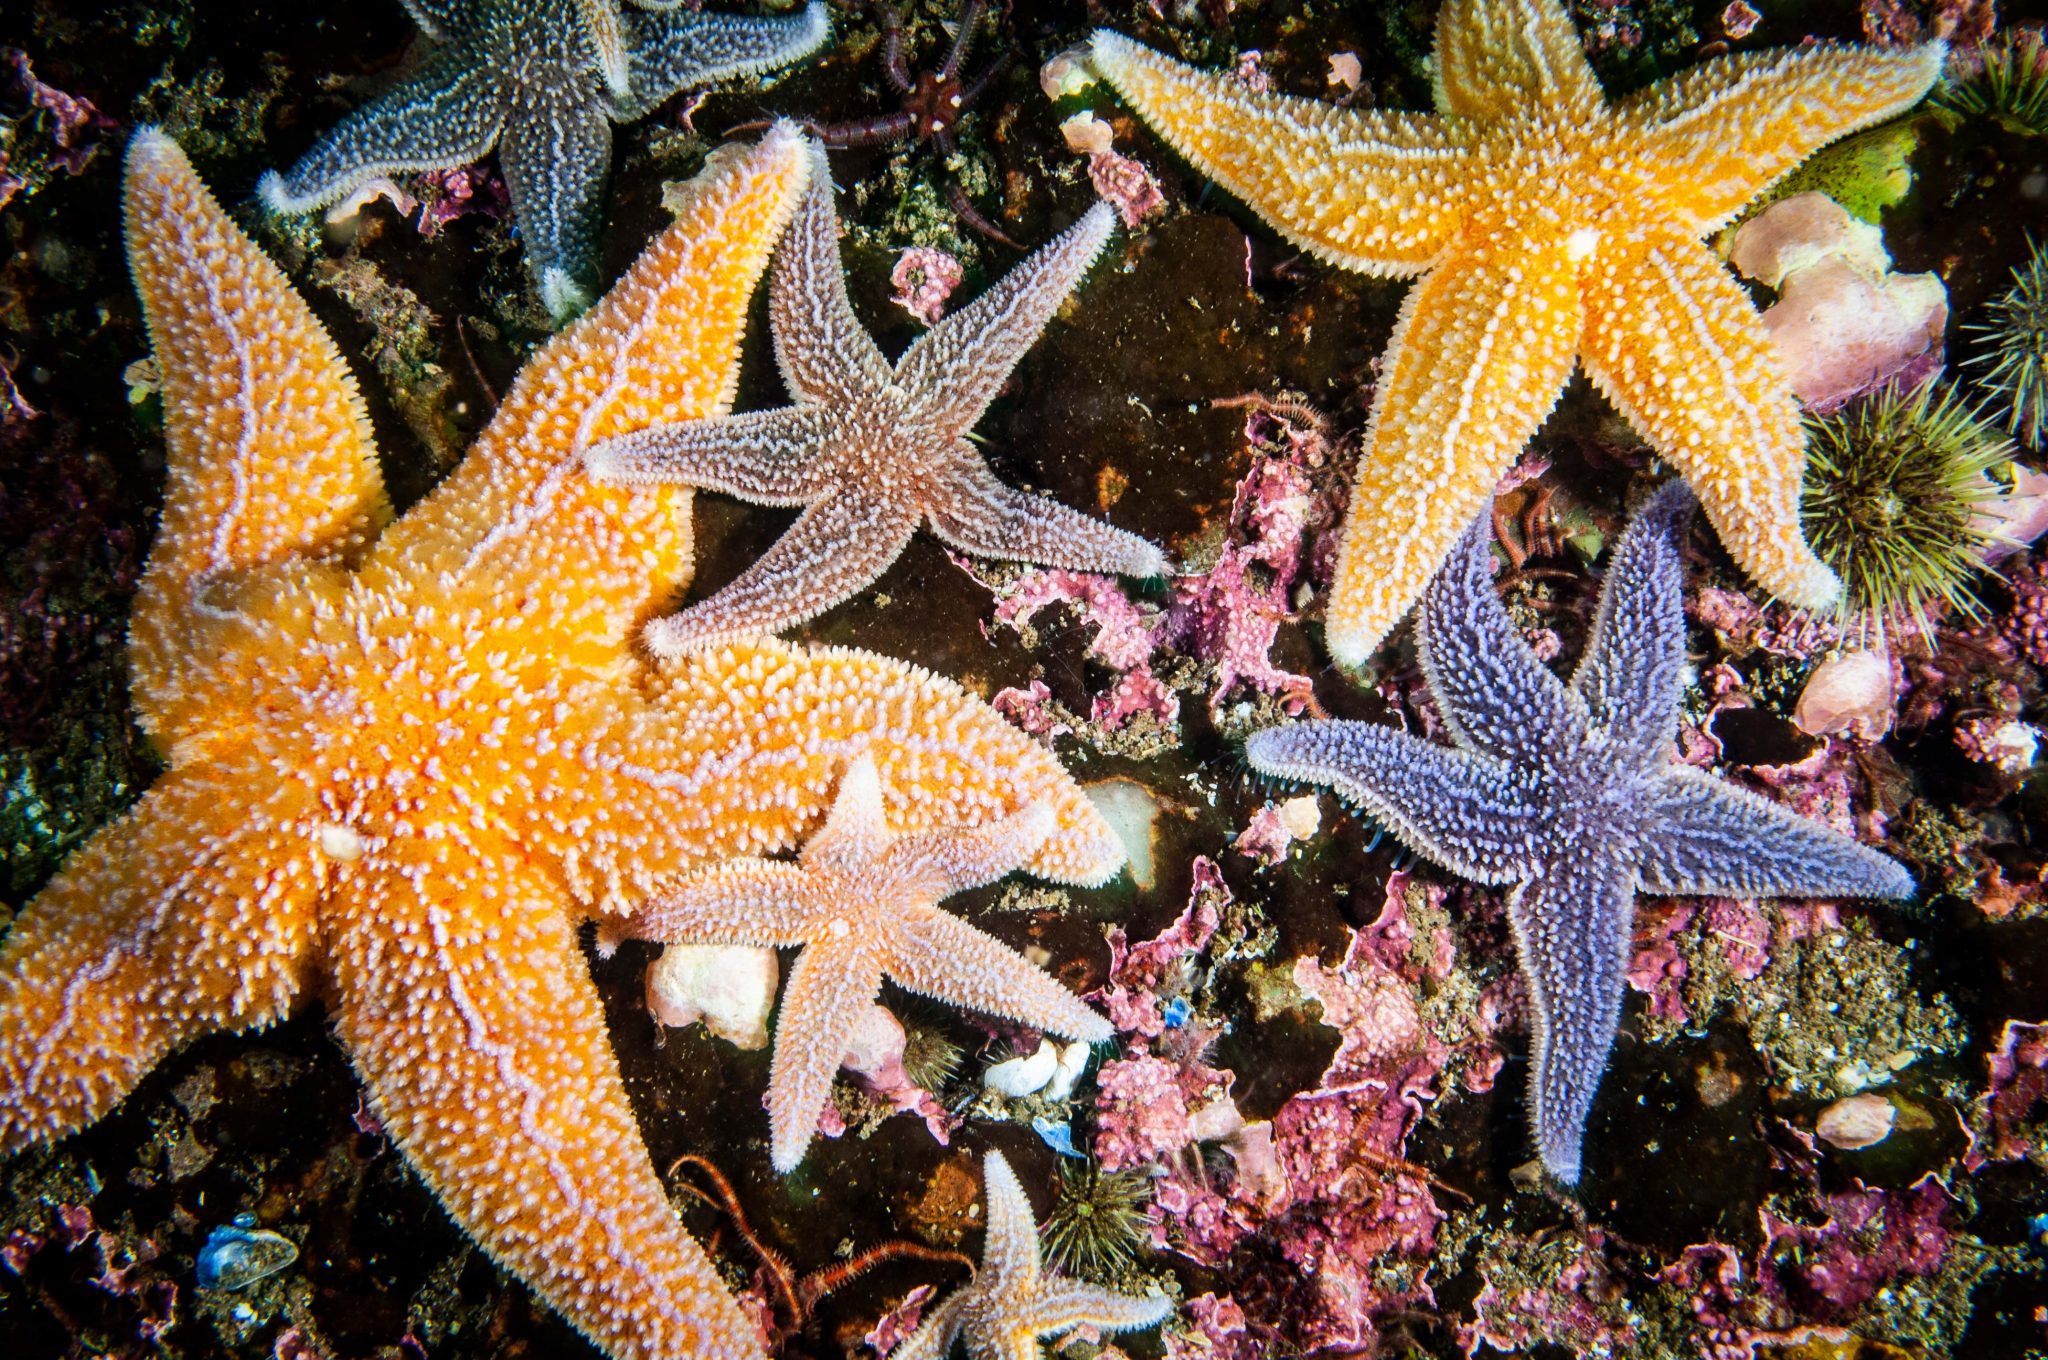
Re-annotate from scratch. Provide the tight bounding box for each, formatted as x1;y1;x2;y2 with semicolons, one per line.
1936;32;2048;136
1800;381;2015;636
1969;238;2048;447
1041;1161;1153;1281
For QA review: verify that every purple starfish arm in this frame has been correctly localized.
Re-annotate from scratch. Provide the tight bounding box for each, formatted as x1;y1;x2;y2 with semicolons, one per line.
1418;503;1589;764
1508;848;1640;1186
1244;722;1543;885
1640;768;1918;900
1571;482;1693;762
898;203;1118;436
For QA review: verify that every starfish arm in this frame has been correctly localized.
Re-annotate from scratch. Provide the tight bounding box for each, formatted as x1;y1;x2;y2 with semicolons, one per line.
886;801;1056;898
584;407;834;507
1570;482;1694;761
621;2;832;116
1324;230;1585;666
259;44;506;213
579;0;635;101
1620;42;1944;231
499;78;614;321
1087;31;1475;277
1432;0;1603;119
621;860;826;948
1579;227;1840;612
0;761;318;1154
898;204;1115;436
504;645;1126;915
1025;1280;1175;1341
1639;767;1916;900
805;751;893;861
928;443;1170;577
642;492;922;655
397;0;463;40
767;140;893;405
124;132;390;740
1505;848;1641;1184
1244;721;1543;884
1418;500;1592;763
365;127;807;653
976;1151;1044;1290
881;1294;970;1360
331;844;767;1360
766;940;886;1171
888;905;1114;1043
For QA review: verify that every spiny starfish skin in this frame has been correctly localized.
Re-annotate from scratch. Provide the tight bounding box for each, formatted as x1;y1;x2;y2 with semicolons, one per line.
891;1151;1173;1360
0;127;1123;1360
584;141;1168;655
1089;0;1944;666
263;0;830;320
617;752;1114;1172
1246;484;1915;1183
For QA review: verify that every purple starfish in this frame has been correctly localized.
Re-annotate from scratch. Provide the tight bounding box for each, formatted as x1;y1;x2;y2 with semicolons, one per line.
583;140;1168;656
1246;484;1914;1183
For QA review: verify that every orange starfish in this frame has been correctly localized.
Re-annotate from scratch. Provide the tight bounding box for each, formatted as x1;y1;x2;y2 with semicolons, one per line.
1089;0;1943;665
0;129;1121;1360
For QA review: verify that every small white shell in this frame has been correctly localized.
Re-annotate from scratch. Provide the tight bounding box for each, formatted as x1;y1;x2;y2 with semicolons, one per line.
983;1038;1060;1098
1039;1040;1093;1103
1816;1093;1896;1150
645;943;778;1051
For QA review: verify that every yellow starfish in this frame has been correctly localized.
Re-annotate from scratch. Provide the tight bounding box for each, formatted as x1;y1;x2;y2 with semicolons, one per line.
0;129;1120;1360
1089;0;1943;665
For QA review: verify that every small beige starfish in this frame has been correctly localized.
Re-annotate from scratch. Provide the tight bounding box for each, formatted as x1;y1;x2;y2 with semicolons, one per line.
889;1150;1173;1359
613;753;1114;1172
584;141;1168;656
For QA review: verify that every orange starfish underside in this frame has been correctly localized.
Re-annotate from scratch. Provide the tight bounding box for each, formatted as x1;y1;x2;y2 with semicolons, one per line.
1091;0;1943;665
0;129;1121;1360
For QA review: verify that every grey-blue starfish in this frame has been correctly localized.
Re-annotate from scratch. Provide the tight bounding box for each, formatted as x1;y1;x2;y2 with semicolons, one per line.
1245;484;1915;1184
260;0;830;320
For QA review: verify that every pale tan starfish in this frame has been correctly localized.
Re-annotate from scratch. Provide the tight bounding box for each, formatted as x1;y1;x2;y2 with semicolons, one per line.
584;141;1168;656
613;752;1114;1172
889;1150;1172;1359
1088;0;1943;665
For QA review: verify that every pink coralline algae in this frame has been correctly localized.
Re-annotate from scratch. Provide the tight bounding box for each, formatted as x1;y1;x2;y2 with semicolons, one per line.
1085;147;1166;228
1125;872;1455;1353
985;567;1179;732
866;1284;934;1355
2002;554;2048;668
414;163;507;239
1094;1054;1203;1170
889;246;964;325
1627;901;1695;1023
1092;857;1224;1039
1461;1228;1636;1357
1165;1293;1259;1360
0;49;115;208
981;399;1343;729
1294;929;1430;1081
1969;1020;2046;1170
1166;403;1344;716
1762;1178;1955;1319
